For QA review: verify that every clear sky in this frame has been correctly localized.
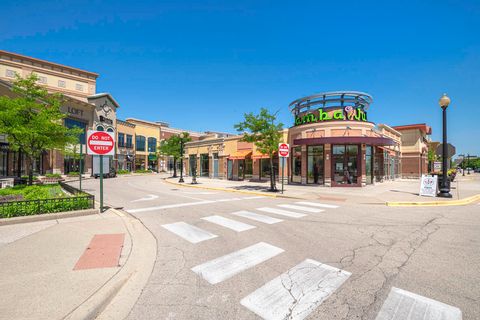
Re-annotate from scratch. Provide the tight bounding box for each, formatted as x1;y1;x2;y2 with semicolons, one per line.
2;0;479;156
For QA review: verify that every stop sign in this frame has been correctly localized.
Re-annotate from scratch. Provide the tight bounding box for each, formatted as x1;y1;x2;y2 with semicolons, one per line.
87;130;115;156
278;143;290;157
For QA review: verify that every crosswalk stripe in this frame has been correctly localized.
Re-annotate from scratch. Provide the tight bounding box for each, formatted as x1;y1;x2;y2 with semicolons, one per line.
161;222;218;244
375;287;462;320
201;215;256;232
256;207;307;218
295;201;339;209
277;204;324;213
231;211;283;224
241;259;351;320
191;242;284;284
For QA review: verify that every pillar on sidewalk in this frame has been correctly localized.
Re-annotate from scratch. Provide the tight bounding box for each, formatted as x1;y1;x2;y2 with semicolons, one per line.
324;144;331;187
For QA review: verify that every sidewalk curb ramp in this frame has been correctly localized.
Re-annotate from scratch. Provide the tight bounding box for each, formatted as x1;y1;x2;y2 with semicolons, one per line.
386;194;480;207
163;178;298;199
63;209;157;320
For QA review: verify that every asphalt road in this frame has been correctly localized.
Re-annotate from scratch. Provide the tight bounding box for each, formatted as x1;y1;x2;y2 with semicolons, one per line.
79;175;480;320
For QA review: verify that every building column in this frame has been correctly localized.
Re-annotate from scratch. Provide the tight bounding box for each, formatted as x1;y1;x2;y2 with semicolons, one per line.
361;144;367;186
252;159;260;180
301;145;307;184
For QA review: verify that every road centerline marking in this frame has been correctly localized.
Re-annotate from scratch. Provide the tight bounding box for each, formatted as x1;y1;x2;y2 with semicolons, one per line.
191;242;284;284
231;210;283;224
161;222;218;244
201;215;256;232
256;207;307;218
241;259;351;320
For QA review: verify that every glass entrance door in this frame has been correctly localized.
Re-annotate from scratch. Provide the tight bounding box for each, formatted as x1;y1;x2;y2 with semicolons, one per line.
332;145;360;186
307;145;324;184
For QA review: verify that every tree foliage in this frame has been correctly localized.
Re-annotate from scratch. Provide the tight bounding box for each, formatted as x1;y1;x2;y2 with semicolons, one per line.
234;108;284;191
158;132;192;177
0;73;81;184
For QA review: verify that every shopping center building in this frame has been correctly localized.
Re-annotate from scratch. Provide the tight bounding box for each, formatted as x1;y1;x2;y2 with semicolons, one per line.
184;91;431;187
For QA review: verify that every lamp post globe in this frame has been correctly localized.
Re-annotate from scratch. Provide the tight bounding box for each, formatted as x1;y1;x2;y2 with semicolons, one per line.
179;132;185;183
438;93;452;198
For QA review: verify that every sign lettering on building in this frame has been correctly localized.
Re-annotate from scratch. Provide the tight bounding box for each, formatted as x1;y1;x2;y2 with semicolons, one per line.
294;106;368;126
67;106;84;117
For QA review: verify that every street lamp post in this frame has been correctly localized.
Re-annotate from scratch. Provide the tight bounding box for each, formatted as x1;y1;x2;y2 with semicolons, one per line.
179;132;185;183
438;93;452;198
467;153;471;175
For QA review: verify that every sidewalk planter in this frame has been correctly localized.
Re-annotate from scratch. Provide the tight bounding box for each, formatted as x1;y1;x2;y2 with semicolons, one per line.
0;182;94;218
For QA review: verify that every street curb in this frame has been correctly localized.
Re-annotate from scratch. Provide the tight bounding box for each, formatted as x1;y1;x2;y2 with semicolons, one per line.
0;208;99;226
163;178;298;199
64;208;157;320
386;194;480;207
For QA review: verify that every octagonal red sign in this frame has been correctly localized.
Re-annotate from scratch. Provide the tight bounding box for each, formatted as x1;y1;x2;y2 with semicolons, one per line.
87;130;115;156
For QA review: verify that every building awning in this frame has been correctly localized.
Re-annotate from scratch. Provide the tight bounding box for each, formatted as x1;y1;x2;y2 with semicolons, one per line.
252;151;273;159
293;136;397;146
228;150;252;160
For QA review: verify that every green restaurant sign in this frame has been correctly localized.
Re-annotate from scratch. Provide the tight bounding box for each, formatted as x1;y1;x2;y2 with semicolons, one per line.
294;106;368;126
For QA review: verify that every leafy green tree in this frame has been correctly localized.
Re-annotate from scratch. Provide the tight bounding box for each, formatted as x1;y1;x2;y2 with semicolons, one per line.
158;132;192;177
235;108;284;191
0;74;81;185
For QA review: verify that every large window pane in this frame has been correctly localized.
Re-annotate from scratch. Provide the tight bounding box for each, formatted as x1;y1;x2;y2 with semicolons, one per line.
307;145;324;184
64;118;86;144
147;137;157;152
136;135;146;151
332;145;359;185
200;154;209;177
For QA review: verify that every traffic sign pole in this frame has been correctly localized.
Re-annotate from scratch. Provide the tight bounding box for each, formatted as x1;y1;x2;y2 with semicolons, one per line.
281;157;285;194
278;143;290;194
79;144;82;192
99;155;103;212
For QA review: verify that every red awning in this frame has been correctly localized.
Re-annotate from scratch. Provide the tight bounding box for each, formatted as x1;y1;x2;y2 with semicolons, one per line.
228;150;252;160
293;136;397;146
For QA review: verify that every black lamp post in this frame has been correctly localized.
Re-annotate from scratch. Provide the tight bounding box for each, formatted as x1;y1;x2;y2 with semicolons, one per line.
179;132;185;183
467;153;471;175
438;93;452;198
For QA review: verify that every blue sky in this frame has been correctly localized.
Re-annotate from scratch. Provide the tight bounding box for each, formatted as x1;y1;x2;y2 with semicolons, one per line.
2;0;479;156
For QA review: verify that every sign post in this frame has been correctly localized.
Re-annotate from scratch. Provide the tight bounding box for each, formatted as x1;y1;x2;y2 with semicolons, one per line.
278;143;290;194
87;130;115;212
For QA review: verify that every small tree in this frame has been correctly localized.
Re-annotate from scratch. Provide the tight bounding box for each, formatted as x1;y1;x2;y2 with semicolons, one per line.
234;108;283;191
0;74;81;185
158;132;192;177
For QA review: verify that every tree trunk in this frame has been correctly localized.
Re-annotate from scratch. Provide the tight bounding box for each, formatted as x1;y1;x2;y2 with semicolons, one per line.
173;158;177;177
28;155;34;186
269;156;276;191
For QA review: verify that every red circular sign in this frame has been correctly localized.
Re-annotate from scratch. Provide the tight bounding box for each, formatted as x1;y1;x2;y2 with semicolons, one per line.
279;143;289;157
87;131;114;155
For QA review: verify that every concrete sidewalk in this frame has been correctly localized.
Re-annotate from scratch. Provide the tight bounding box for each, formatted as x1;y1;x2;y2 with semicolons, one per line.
0;210;156;320
164;173;480;205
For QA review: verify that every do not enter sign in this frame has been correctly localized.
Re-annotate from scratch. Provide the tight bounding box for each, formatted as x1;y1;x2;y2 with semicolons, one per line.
87;130;115;156
278;143;290;157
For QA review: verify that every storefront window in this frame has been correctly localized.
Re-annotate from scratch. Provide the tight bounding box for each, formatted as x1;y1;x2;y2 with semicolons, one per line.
126;135;133;148
244;158;253;179
147;137;157;153
65;118;86;144
189;155;197;176
307;145;324;184
200;154;209;177
118;133;125;147
260;157;278;180
366;145;373;184
332;145;359;185
291;146;302;183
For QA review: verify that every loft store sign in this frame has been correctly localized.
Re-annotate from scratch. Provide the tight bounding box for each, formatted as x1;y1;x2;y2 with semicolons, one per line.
294;106;368;126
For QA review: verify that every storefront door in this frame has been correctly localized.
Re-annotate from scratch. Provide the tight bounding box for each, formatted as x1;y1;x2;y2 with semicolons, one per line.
307;145;324;184
331;145;360;186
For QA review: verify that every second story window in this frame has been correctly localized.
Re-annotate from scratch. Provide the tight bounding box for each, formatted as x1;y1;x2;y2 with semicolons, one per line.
148;137;157;153
136;135;146;152
58;80;66;88
5;69;15;78
126;134;133;148
38;76;47;84
75;83;84;91
118;133;125;147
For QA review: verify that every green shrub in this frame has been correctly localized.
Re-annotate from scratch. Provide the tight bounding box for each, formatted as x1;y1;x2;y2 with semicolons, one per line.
45;173;62;179
135;169;152;173
117;169;131;175
0;196;91;218
67;171;80;177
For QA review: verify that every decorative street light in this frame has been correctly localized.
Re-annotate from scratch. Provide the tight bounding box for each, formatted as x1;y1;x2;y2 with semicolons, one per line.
179;132;185;183
438;93;452;198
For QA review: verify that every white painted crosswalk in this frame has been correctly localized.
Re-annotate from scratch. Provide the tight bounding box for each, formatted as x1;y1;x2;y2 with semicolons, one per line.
241;259;351;320
278;204;324;213
232;210;283;224
375;287;462;320
256;207;307;218
191;242;284;284
201;215;256;232
295;201;339;209
161;222;218;243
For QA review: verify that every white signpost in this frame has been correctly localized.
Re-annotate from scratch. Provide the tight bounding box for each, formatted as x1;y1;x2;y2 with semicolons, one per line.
278;143;289;194
87;130;115;212
419;174;438;197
